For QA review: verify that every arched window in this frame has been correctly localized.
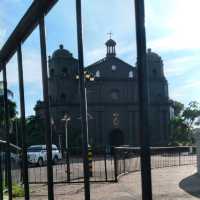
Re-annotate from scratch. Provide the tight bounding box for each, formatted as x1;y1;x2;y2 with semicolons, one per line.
95;70;100;77
112;65;117;71
129;71;133;78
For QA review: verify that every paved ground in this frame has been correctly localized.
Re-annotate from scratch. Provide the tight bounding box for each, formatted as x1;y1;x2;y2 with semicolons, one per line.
13;165;200;200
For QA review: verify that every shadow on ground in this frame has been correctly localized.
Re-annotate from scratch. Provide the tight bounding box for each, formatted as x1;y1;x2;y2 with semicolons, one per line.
179;173;200;198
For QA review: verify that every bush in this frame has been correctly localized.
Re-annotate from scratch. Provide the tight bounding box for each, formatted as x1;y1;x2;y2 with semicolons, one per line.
3;183;24;198
12;184;24;198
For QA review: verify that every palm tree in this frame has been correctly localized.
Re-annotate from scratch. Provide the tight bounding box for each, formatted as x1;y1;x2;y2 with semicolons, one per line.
0;81;17;141
0;81;14;98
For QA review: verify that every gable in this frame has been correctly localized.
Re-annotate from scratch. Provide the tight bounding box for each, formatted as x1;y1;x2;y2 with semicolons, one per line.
86;56;136;79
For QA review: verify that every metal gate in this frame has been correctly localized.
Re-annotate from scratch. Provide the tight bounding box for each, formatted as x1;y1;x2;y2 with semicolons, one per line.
0;0;152;200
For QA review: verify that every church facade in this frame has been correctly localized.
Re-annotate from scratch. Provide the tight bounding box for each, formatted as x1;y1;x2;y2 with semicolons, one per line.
35;39;171;148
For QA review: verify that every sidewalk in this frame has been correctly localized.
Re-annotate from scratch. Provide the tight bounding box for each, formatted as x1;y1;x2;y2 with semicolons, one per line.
15;165;200;200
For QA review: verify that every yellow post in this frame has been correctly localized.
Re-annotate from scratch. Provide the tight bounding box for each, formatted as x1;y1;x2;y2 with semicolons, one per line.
88;145;93;177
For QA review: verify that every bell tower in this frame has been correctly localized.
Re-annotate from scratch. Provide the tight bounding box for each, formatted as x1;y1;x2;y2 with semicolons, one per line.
105;34;116;57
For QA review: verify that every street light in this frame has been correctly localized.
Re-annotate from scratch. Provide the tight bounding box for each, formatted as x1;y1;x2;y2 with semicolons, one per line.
61;113;71;182
76;71;95;82
75;71;95;146
61;114;71;150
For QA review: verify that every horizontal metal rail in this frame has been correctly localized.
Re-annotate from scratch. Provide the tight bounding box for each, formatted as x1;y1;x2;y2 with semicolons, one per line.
0;140;21;150
114;146;195;153
0;0;58;66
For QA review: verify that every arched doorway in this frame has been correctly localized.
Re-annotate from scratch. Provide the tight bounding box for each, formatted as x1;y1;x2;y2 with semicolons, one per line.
109;129;124;147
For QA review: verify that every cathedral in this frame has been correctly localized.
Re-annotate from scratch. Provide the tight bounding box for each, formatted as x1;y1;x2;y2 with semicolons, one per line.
35;38;171;148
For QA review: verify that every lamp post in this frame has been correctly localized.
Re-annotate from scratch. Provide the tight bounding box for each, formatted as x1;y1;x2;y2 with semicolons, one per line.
50;117;55;145
62;114;71;150
76;71;95;145
61;113;71;182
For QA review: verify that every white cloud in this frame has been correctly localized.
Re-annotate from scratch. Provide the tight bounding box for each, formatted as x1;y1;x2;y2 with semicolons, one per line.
146;0;200;52
169;76;200;104
164;56;200;77
148;33;200;52
6;50;42;86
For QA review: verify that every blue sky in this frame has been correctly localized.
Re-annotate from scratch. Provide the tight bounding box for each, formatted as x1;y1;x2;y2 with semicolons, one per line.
0;0;200;116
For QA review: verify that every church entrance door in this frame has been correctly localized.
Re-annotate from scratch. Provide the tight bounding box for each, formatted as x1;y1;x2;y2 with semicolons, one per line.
109;129;124;147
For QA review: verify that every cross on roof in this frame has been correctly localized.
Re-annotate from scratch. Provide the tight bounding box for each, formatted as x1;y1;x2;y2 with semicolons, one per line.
107;32;113;39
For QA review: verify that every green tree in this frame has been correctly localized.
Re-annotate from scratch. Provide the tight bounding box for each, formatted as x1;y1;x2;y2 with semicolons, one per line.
173;100;184;117
25;115;45;146
0;82;16;125
170;101;200;145
170;117;189;145
182;101;200;129
0;96;17;125
0;87;17;144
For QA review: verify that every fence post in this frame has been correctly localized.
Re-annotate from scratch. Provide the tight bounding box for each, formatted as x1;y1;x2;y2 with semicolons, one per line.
17;44;30;199
75;1;90;200
39;16;54;200
123;155;126;174
66;150;70;183
0;143;3;200
113;148;118;182
3;66;13;200
134;0;152;199
104;148;108;181
88;146;93;177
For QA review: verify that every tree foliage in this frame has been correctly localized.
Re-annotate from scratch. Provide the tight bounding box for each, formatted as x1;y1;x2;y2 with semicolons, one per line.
170;101;200;145
173;100;184;117
25;115;45;146
0;96;17;126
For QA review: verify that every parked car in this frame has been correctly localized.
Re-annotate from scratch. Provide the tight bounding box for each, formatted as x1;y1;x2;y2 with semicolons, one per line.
0;152;20;167
27;144;62;166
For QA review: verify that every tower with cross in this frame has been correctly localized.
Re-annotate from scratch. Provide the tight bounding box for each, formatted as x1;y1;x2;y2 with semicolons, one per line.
105;33;116;57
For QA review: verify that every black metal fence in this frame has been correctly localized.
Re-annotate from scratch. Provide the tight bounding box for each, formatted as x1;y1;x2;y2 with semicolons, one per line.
26;146;197;185
114;146;197;179
28;146;115;184
0;1;195;200
0;140;22;195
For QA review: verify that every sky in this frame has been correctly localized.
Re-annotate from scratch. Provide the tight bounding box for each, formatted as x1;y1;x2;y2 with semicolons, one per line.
0;0;200;116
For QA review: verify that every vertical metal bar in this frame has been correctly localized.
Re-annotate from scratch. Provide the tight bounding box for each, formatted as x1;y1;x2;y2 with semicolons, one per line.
75;1;90;199
17;45;30;200
66;150;70;183
0;143;3;200
3;65;12;200
123;156;126;174
104;149;108;181
134;1;152;200
113;148;118;182
39;17;54;200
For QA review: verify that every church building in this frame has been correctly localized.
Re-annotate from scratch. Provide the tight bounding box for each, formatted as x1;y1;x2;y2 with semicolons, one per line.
35;38;171;148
